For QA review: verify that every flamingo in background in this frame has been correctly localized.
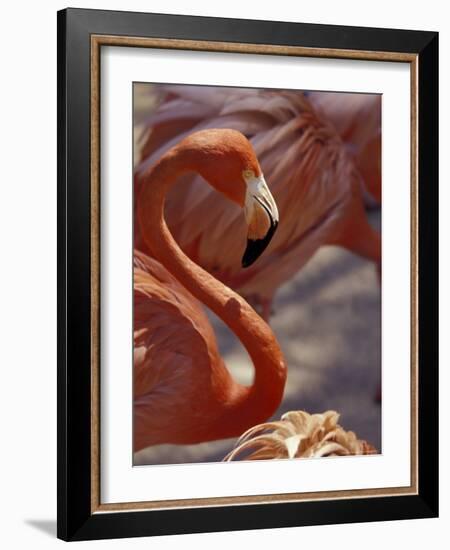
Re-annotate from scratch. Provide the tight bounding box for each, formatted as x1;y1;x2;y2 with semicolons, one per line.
134;129;287;452
135;86;381;318
310;92;382;206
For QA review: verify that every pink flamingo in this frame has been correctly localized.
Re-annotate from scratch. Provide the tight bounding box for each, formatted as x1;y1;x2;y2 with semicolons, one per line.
135;86;381;318
310;92;381;206
134;129;286;452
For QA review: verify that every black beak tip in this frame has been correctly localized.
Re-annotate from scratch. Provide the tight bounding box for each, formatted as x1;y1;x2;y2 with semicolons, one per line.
241;221;278;268
241;252;255;268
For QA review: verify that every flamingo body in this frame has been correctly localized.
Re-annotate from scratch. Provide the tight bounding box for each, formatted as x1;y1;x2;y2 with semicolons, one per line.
134;251;233;448
310;92;382;205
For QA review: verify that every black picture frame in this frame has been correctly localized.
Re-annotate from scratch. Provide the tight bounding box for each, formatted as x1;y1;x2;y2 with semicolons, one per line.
57;7;438;541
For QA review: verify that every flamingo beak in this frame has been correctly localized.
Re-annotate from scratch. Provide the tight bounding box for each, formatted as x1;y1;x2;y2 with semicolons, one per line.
242;175;279;268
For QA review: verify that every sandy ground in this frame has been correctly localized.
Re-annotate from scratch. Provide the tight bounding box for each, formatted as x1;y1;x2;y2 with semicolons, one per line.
134;212;381;465
133;83;381;466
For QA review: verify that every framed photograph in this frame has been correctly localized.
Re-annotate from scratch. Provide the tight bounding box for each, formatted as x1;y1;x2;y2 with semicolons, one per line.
57;8;438;541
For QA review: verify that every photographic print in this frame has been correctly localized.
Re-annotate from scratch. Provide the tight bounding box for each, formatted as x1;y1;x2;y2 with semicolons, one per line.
132;83;381;467
58;9;438;540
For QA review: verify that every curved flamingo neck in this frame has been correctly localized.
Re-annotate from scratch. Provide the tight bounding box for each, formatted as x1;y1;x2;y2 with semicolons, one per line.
137;150;287;438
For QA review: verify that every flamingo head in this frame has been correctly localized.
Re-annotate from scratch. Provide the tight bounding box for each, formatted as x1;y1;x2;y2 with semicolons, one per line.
180;129;279;268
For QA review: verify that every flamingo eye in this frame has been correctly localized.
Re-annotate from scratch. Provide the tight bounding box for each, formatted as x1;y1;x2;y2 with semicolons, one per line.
243;169;255;180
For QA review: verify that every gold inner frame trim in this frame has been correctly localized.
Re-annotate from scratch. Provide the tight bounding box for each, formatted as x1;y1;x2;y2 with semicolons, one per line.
90;34;419;514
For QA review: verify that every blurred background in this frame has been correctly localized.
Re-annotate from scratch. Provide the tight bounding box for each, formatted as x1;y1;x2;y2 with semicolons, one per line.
133;83;381;466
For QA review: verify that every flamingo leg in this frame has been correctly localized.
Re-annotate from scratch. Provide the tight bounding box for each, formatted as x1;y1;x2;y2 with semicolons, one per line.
375;383;382;404
329;196;382;403
331;198;381;278
260;295;274;322
245;293;274;321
